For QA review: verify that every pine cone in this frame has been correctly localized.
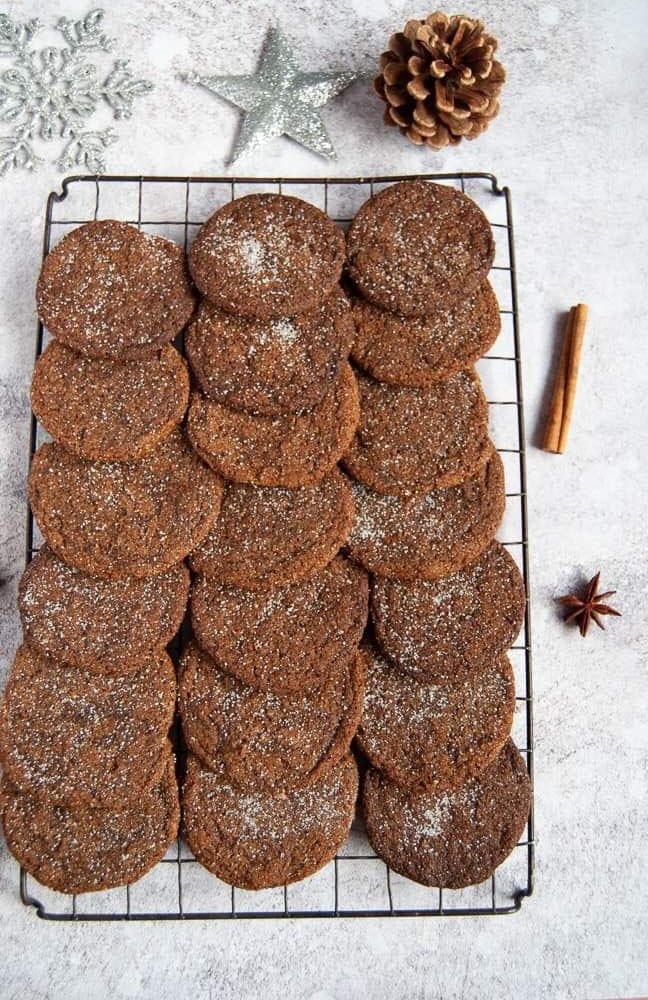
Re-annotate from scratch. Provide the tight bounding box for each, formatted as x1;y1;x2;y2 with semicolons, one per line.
375;11;506;150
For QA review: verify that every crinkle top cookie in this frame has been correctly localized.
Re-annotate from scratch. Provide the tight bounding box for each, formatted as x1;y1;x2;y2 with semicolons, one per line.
189;193;345;318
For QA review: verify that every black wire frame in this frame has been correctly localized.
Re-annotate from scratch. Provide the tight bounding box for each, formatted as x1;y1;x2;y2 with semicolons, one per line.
19;172;534;921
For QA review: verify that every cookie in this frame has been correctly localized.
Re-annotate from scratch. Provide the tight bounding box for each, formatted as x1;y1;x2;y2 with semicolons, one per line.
0;644;175;808
346;180;495;317
372;542;526;685
28;429;223;579
188;469;355;591
347;447;505;580
356;642;514;793
30;341;189;462
190;556;369;694
36;220;195;360
349;282;501;387
186;363;359;488
179;641;365;790
188;193;345;319
186;288;354;417
19;547;189;674
183;753;358;889
2;753;179;894
362;740;531;889
343;369;490;494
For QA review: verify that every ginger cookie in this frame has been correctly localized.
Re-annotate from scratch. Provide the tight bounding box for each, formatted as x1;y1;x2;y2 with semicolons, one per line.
19;547;189;674
356;642;515;793
183;753;358;890
36;220;195;360
186;288;354;417
0;644;176;808
372;542;526;685
188;468;355;591
349;281;501;387
28;429;223;579
190;556;369;694
179;641;365;790
346;180;495;317
188;193;345;319
343;369;490;494
1;754;179;894
362;740;531;889
186;363;359;488
347;447;505;580
31;341;189;462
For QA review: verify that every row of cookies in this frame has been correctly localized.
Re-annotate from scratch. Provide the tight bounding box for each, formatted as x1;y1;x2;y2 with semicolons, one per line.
183;194;359;486
176;195;368;888
339;181;532;889
181;540;368;888
0;222;218;893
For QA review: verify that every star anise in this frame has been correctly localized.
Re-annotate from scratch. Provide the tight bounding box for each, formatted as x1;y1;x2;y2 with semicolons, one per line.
558;572;621;637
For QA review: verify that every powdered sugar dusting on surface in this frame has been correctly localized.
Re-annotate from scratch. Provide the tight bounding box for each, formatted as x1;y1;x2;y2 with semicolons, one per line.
0;645;176;806
188;470;354;589
348;481;449;551
346;181;493;316
365;742;530;890
206;222;289;281
372;541;525;677
349;482;393;544
188;756;357;849
19;548;188;669
248;319;300;354
359;644;513;790
270;319;298;345
346;369;488;494
28;430;222;578
190;557;368;692
400;781;481;851
178;642;356;788
420;796;452;838
238;235;267;274
348;453;504;576
192;195;344;319
351;280;500;385
3;759;178;892
37;221;194;356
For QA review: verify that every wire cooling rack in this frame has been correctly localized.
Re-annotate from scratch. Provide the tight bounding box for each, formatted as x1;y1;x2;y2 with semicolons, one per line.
19;172;534;920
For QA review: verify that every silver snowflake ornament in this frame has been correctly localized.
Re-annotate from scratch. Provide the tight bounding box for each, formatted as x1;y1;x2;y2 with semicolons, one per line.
0;9;153;176
183;26;358;163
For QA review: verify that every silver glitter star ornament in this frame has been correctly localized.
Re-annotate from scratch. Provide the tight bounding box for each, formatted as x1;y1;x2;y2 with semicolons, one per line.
184;26;357;163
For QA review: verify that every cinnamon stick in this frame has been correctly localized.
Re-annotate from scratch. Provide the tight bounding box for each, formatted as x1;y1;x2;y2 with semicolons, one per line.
543;308;574;452
542;304;589;453
557;303;588;453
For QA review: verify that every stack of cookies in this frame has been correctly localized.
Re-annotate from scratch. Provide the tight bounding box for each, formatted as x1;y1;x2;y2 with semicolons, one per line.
0;221;223;894
177;194;368;889
341;181;532;889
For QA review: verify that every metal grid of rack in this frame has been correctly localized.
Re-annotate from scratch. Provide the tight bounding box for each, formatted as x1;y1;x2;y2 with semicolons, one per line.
20;172;534;920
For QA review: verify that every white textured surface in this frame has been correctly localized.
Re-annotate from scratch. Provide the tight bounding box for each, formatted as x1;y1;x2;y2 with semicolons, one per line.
1;1;647;997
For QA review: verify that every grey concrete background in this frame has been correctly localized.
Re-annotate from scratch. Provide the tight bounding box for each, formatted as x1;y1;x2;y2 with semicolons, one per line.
0;1;646;997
